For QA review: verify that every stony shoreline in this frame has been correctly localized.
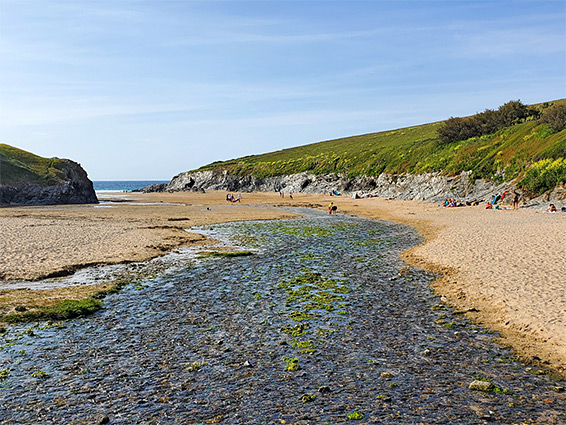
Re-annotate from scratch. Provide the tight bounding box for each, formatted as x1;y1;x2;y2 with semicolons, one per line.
1;213;564;423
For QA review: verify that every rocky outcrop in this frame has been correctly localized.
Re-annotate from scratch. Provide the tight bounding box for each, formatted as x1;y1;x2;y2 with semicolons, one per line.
148;169;520;203
140;183;168;193
146;169;566;209
0;159;98;205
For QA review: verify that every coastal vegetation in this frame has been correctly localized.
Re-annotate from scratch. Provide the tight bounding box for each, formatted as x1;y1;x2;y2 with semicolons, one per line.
0;144;68;187
197;99;566;195
2;298;103;324
0;143;98;205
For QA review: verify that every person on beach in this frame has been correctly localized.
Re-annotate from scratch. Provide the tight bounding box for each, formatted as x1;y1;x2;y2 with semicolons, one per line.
226;193;232;202
236;194;241;203
547;204;557;212
512;191;520;209
331;204;338;215
328;202;333;214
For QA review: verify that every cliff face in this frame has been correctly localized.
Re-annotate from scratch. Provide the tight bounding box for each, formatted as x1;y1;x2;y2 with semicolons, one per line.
152;169;509;201
0;145;98;205
149;169;565;208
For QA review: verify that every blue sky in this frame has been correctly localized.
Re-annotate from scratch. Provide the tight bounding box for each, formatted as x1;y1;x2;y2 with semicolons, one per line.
1;0;564;180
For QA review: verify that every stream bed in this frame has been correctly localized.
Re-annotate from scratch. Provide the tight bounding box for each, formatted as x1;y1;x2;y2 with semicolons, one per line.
0;211;564;424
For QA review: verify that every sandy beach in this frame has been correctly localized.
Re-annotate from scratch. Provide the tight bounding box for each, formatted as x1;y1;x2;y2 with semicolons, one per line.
1;191;564;374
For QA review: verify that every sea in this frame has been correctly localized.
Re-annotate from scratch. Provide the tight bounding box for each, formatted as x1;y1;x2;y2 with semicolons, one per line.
93;180;169;193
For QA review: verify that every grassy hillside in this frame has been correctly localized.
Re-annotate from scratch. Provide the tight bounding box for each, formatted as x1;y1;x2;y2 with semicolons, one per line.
198;99;566;194
0;144;68;187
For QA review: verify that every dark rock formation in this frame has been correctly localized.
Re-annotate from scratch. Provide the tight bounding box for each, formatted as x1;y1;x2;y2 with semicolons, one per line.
140;183;167;193
0;158;98;206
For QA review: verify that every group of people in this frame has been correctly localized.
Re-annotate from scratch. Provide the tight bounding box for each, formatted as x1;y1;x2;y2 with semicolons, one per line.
485;191;520;210
279;191;293;199
442;198;480;208
225;193;242;203
442;198;478;208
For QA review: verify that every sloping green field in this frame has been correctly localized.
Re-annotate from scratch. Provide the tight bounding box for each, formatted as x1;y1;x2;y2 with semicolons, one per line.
0;144;68;187
198;99;566;194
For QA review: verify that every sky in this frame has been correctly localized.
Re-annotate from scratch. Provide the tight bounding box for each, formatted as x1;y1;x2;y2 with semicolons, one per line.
1;0;565;180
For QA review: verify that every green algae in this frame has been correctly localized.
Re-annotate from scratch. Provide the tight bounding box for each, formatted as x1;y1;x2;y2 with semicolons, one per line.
185;361;207;372
347;409;364;420
282;357;300;371
2;298;104;324
276;269;352;362
31;370;49;378
473;374;510;393
280;323;309;337
0;368;9;380
290;339;317;354
199;251;254;258
299;393;317;403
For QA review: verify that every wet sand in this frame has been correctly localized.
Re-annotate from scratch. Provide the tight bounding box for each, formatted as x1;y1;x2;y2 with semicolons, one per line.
0;191;564;374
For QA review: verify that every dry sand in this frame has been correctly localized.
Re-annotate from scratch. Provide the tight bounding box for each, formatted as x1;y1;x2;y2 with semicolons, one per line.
1;191;564;374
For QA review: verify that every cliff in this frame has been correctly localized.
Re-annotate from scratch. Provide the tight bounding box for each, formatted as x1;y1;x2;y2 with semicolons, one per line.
0;144;98;205
147;168;565;208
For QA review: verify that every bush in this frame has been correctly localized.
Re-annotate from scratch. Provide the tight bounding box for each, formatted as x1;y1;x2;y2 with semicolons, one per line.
437;116;478;144
437;100;534;144
541;104;566;132
520;158;566;194
497;100;530;126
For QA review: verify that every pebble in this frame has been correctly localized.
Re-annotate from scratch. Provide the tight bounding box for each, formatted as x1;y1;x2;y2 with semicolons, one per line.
98;415;110;425
469;380;495;391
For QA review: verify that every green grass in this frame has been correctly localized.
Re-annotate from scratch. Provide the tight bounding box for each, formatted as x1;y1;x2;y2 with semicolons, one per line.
0;144;70;187
196;99;566;194
2;298;103;323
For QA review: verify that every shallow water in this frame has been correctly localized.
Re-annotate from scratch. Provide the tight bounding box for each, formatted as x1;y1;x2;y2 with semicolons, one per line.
0;212;564;424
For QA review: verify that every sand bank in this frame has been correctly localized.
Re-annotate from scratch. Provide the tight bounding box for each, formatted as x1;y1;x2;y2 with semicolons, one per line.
1;191;564;373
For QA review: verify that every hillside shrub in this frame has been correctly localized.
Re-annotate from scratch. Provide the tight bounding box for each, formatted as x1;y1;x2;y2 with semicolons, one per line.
437;100;536;144
497;100;530;126
437;117;478;145
541;104;566;132
520;158;566;194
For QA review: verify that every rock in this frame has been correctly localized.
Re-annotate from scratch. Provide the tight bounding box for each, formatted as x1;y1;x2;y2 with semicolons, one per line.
158;169;521;204
299;393;316;403
141;183;167;193
469;380;495;391
98;415;110;424
380;372;393;378
0;144;98;205
242;360;253;368
318;385;331;393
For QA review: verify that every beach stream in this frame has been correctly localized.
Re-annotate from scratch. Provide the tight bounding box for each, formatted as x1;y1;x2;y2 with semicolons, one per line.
0;210;564;424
